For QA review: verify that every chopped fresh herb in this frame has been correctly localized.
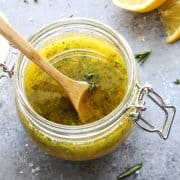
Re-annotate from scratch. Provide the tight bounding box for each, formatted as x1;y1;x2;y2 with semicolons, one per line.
174;79;180;85
105;4;108;8
34;0;38;2
69;14;74;18
84;72;98;92
135;51;151;65
84;72;96;81
23;0;28;3
89;82;97;92
117;163;143;180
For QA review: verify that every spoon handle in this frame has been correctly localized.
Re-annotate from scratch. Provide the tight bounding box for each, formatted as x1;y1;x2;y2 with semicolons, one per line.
0;16;70;85
0;15;90;113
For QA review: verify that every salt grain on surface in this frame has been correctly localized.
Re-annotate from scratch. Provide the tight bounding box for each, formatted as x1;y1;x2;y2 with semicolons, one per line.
35;166;40;172
32;166;40;174
29;163;34;167
19;170;24;174
28;17;33;22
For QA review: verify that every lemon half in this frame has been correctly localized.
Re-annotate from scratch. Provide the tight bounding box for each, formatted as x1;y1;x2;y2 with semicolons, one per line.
159;0;180;43
112;0;166;13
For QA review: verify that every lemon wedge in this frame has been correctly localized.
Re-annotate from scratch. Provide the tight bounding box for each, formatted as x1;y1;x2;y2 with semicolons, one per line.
159;0;180;43
112;0;166;13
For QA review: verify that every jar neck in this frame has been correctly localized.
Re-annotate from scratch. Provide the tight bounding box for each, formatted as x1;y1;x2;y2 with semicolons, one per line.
15;18;137;138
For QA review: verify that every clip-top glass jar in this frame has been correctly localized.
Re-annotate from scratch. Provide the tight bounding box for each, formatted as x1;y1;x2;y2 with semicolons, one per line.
0;18;176;161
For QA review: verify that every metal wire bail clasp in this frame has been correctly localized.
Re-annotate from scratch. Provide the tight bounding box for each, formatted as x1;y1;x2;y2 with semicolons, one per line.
0;63;14;79
0;46;17;80
130;84;176;140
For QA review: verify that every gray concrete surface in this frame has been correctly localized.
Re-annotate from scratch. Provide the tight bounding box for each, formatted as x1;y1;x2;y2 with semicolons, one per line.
0;0;180;180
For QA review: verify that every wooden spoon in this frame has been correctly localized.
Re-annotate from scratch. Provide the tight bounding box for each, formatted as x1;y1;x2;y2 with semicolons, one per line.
0;16;90;118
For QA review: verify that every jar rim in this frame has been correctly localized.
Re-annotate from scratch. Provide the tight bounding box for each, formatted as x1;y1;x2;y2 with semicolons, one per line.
15;18;136;134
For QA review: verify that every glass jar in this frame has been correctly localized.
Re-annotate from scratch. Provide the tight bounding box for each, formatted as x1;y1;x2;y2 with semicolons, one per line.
0;18;176;161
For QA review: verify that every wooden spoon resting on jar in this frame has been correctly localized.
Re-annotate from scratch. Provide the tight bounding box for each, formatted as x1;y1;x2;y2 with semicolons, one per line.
0;16;91;122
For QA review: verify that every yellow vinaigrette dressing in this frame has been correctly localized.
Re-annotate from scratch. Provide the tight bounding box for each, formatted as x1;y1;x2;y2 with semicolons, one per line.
25;33;128;125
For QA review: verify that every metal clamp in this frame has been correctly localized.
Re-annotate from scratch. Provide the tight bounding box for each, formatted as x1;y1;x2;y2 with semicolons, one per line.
129;84;176;140
0;47;18;80
0;63;14;78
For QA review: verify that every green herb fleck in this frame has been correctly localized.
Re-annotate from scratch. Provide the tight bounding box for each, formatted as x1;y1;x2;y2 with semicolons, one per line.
69;14;74;18
174;79;180;85
84;72;96;81
160;34;165;37
117;163;143;180
135;51;151;65
34;0;38;2
89;82;97;92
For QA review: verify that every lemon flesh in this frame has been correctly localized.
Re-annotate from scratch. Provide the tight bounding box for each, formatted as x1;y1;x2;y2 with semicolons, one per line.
112;0;166;13
159;0;180;43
